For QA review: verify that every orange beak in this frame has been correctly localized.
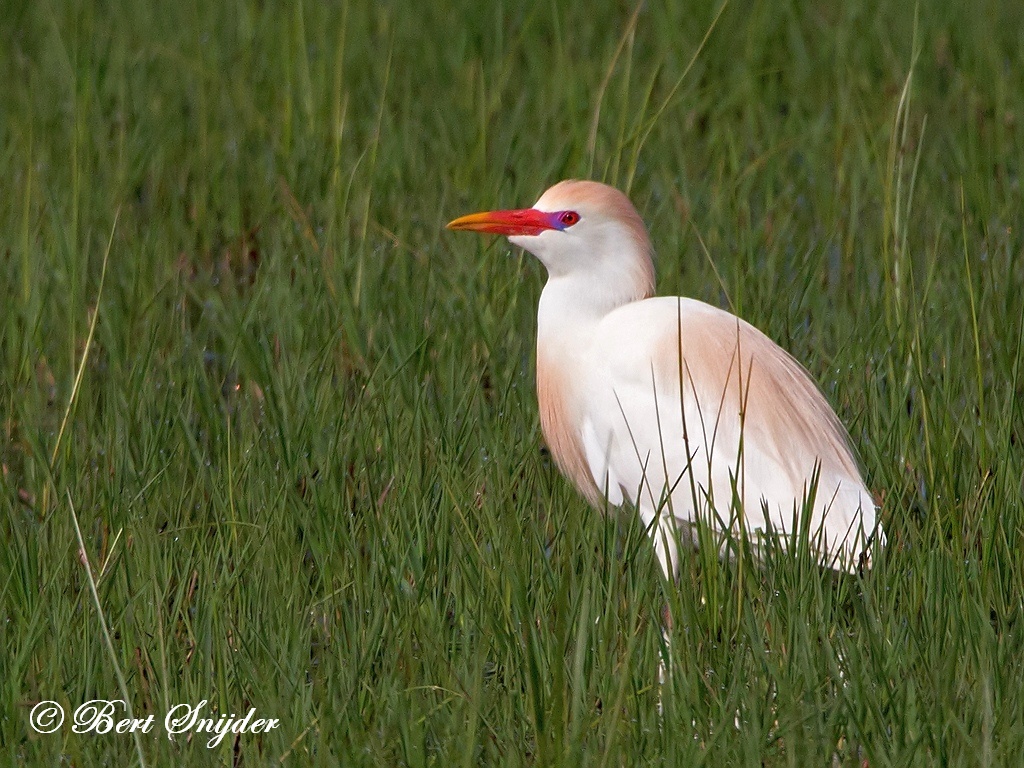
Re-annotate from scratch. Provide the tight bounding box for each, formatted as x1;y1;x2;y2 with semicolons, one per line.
446;208;557;237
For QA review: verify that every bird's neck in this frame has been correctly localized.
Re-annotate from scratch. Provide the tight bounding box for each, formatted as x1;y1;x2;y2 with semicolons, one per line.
536;263;654;354
537;277;601;357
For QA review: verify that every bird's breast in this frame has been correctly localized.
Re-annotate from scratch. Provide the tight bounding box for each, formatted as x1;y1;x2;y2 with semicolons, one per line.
536;351;602;506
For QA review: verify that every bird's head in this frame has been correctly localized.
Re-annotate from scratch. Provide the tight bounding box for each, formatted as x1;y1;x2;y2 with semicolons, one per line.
447;180;655;304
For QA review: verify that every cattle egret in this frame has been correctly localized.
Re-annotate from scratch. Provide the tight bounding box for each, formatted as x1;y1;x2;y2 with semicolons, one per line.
447;180;882;576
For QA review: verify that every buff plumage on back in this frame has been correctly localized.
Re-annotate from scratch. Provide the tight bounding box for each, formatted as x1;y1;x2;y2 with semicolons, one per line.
653;310;862;484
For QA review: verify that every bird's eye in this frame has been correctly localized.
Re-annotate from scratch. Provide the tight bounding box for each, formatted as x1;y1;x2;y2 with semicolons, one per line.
559;211;580;227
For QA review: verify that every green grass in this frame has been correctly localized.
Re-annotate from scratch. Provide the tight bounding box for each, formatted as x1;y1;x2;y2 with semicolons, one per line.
2;0;1023;764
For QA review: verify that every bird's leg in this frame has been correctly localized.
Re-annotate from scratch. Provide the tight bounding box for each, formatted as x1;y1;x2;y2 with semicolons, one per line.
643;509;680;583
659;598;673;682
645;511;679;702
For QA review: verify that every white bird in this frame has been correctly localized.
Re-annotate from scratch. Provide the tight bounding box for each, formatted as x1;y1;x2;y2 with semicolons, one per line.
448;180;882;577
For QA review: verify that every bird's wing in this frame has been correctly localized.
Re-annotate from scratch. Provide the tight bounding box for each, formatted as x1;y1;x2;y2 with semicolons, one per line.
580;297;878;564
